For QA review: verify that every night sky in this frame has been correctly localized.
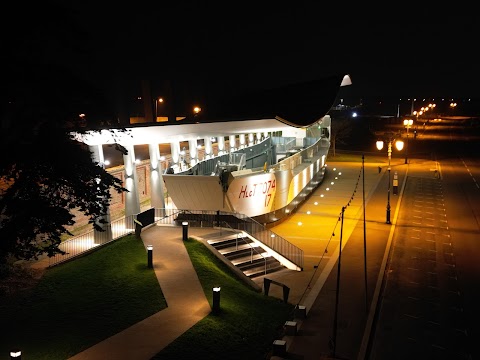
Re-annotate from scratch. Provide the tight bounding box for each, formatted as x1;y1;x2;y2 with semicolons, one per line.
3;1;479;115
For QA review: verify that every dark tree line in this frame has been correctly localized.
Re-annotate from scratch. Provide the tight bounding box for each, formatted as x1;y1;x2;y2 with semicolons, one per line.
0;2;129;270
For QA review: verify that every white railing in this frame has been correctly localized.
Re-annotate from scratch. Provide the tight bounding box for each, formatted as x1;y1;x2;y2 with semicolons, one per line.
48;216;136;267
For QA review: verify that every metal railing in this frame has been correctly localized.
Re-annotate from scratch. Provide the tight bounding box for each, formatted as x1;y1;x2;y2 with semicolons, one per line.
48;216;136;267
173;209;304;269
48;208;304;271
217;221;270;276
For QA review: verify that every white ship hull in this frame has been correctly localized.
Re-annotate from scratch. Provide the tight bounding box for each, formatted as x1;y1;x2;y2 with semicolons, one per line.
163;117;331;224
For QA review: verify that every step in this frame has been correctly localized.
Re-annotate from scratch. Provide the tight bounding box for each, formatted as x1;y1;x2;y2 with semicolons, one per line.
244;262;287;278
235;256;278;272
221;246;263;260
204;230;241;240
230;253;266;266
208;236;253;250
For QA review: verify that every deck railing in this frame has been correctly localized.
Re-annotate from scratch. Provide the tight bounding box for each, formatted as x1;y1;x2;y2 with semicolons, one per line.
48;208;304;270
48;216;136;267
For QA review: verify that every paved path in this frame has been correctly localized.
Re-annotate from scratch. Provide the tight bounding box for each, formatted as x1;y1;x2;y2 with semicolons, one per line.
63;156;439;360
68;227;213;360
270;158;440;360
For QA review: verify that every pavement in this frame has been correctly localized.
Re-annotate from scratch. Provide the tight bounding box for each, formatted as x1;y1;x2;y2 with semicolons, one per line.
46;154;439;360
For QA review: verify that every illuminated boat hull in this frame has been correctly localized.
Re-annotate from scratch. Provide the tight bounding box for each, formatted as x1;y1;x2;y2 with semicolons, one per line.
162;116;331;225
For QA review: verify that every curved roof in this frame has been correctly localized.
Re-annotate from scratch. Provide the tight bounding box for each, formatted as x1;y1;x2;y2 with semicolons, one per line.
205;74;352;127
75;118;312;146
74;74;351;145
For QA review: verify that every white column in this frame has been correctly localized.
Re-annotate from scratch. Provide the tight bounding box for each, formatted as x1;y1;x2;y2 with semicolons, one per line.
170;141;181;167
229;135;236;151
248;133;254;146
148;144;166;211
204;137;212;159
217;136;225;155
89;144;112;244
188;139;198;166
239;134;246;149
123;144;141;216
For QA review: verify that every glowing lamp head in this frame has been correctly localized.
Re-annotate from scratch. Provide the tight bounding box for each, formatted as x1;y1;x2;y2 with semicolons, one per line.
10;350;22;358
395;140;404;151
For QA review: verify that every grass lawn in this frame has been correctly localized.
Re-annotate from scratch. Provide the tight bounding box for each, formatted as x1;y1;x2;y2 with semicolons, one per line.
0;234;166;360
0;234;294;360
151;238;294;360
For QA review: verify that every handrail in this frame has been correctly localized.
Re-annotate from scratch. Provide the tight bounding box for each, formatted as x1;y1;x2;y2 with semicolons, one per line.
48;215;136;267
173;209;304;270
218;221;268;276
47;208;304;271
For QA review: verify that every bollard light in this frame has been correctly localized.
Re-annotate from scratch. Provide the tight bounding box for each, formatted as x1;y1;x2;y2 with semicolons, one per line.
147;245;153;268
10;349;21;359
182;221;189;241
212;286;221;313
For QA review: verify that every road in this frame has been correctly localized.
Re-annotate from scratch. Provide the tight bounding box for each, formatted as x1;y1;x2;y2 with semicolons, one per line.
100;116;480;359
367;118;480;360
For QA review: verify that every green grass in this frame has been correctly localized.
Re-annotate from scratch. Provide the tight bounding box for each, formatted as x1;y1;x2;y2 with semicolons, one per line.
0;234;166;360
151;238;294;360
0;235;294;360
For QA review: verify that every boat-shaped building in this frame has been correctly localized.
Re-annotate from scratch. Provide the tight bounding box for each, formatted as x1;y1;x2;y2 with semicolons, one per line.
74;74;352;226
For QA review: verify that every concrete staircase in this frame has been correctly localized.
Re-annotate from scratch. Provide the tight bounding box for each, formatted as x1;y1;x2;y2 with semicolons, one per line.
205;230;287;279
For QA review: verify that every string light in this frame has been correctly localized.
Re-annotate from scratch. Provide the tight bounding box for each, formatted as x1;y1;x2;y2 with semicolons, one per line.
294;164;364;310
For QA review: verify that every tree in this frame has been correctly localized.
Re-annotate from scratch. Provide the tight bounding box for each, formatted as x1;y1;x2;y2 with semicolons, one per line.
330;117;354;157
0;102;129;266
0;123;127;265
0;12;129;267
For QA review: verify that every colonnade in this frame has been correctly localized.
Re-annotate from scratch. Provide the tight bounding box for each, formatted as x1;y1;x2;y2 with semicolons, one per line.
89;131;269;235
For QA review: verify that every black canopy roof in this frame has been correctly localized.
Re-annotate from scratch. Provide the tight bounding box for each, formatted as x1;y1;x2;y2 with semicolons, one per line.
198;73;352;127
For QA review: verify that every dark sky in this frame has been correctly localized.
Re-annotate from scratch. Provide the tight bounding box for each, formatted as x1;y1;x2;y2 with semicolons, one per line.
3;1;479;110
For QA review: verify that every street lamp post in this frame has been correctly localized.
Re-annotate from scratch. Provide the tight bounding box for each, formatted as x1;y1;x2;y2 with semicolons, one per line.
377;136;404;224
403;119;413;164
154;97;164;121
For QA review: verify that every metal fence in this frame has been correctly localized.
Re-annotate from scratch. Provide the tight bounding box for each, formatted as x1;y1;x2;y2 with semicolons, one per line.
48;208;304;270
48;216;136;267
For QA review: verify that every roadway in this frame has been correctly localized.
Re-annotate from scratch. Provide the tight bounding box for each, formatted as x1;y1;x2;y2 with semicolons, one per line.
366;118;480;360
102;116;480;359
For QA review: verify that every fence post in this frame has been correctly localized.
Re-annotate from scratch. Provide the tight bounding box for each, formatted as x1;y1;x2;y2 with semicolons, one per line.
264;278;271;296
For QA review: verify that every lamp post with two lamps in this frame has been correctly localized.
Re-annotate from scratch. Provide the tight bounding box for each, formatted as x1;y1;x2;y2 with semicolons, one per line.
403;119;413;164
376;135;404;224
